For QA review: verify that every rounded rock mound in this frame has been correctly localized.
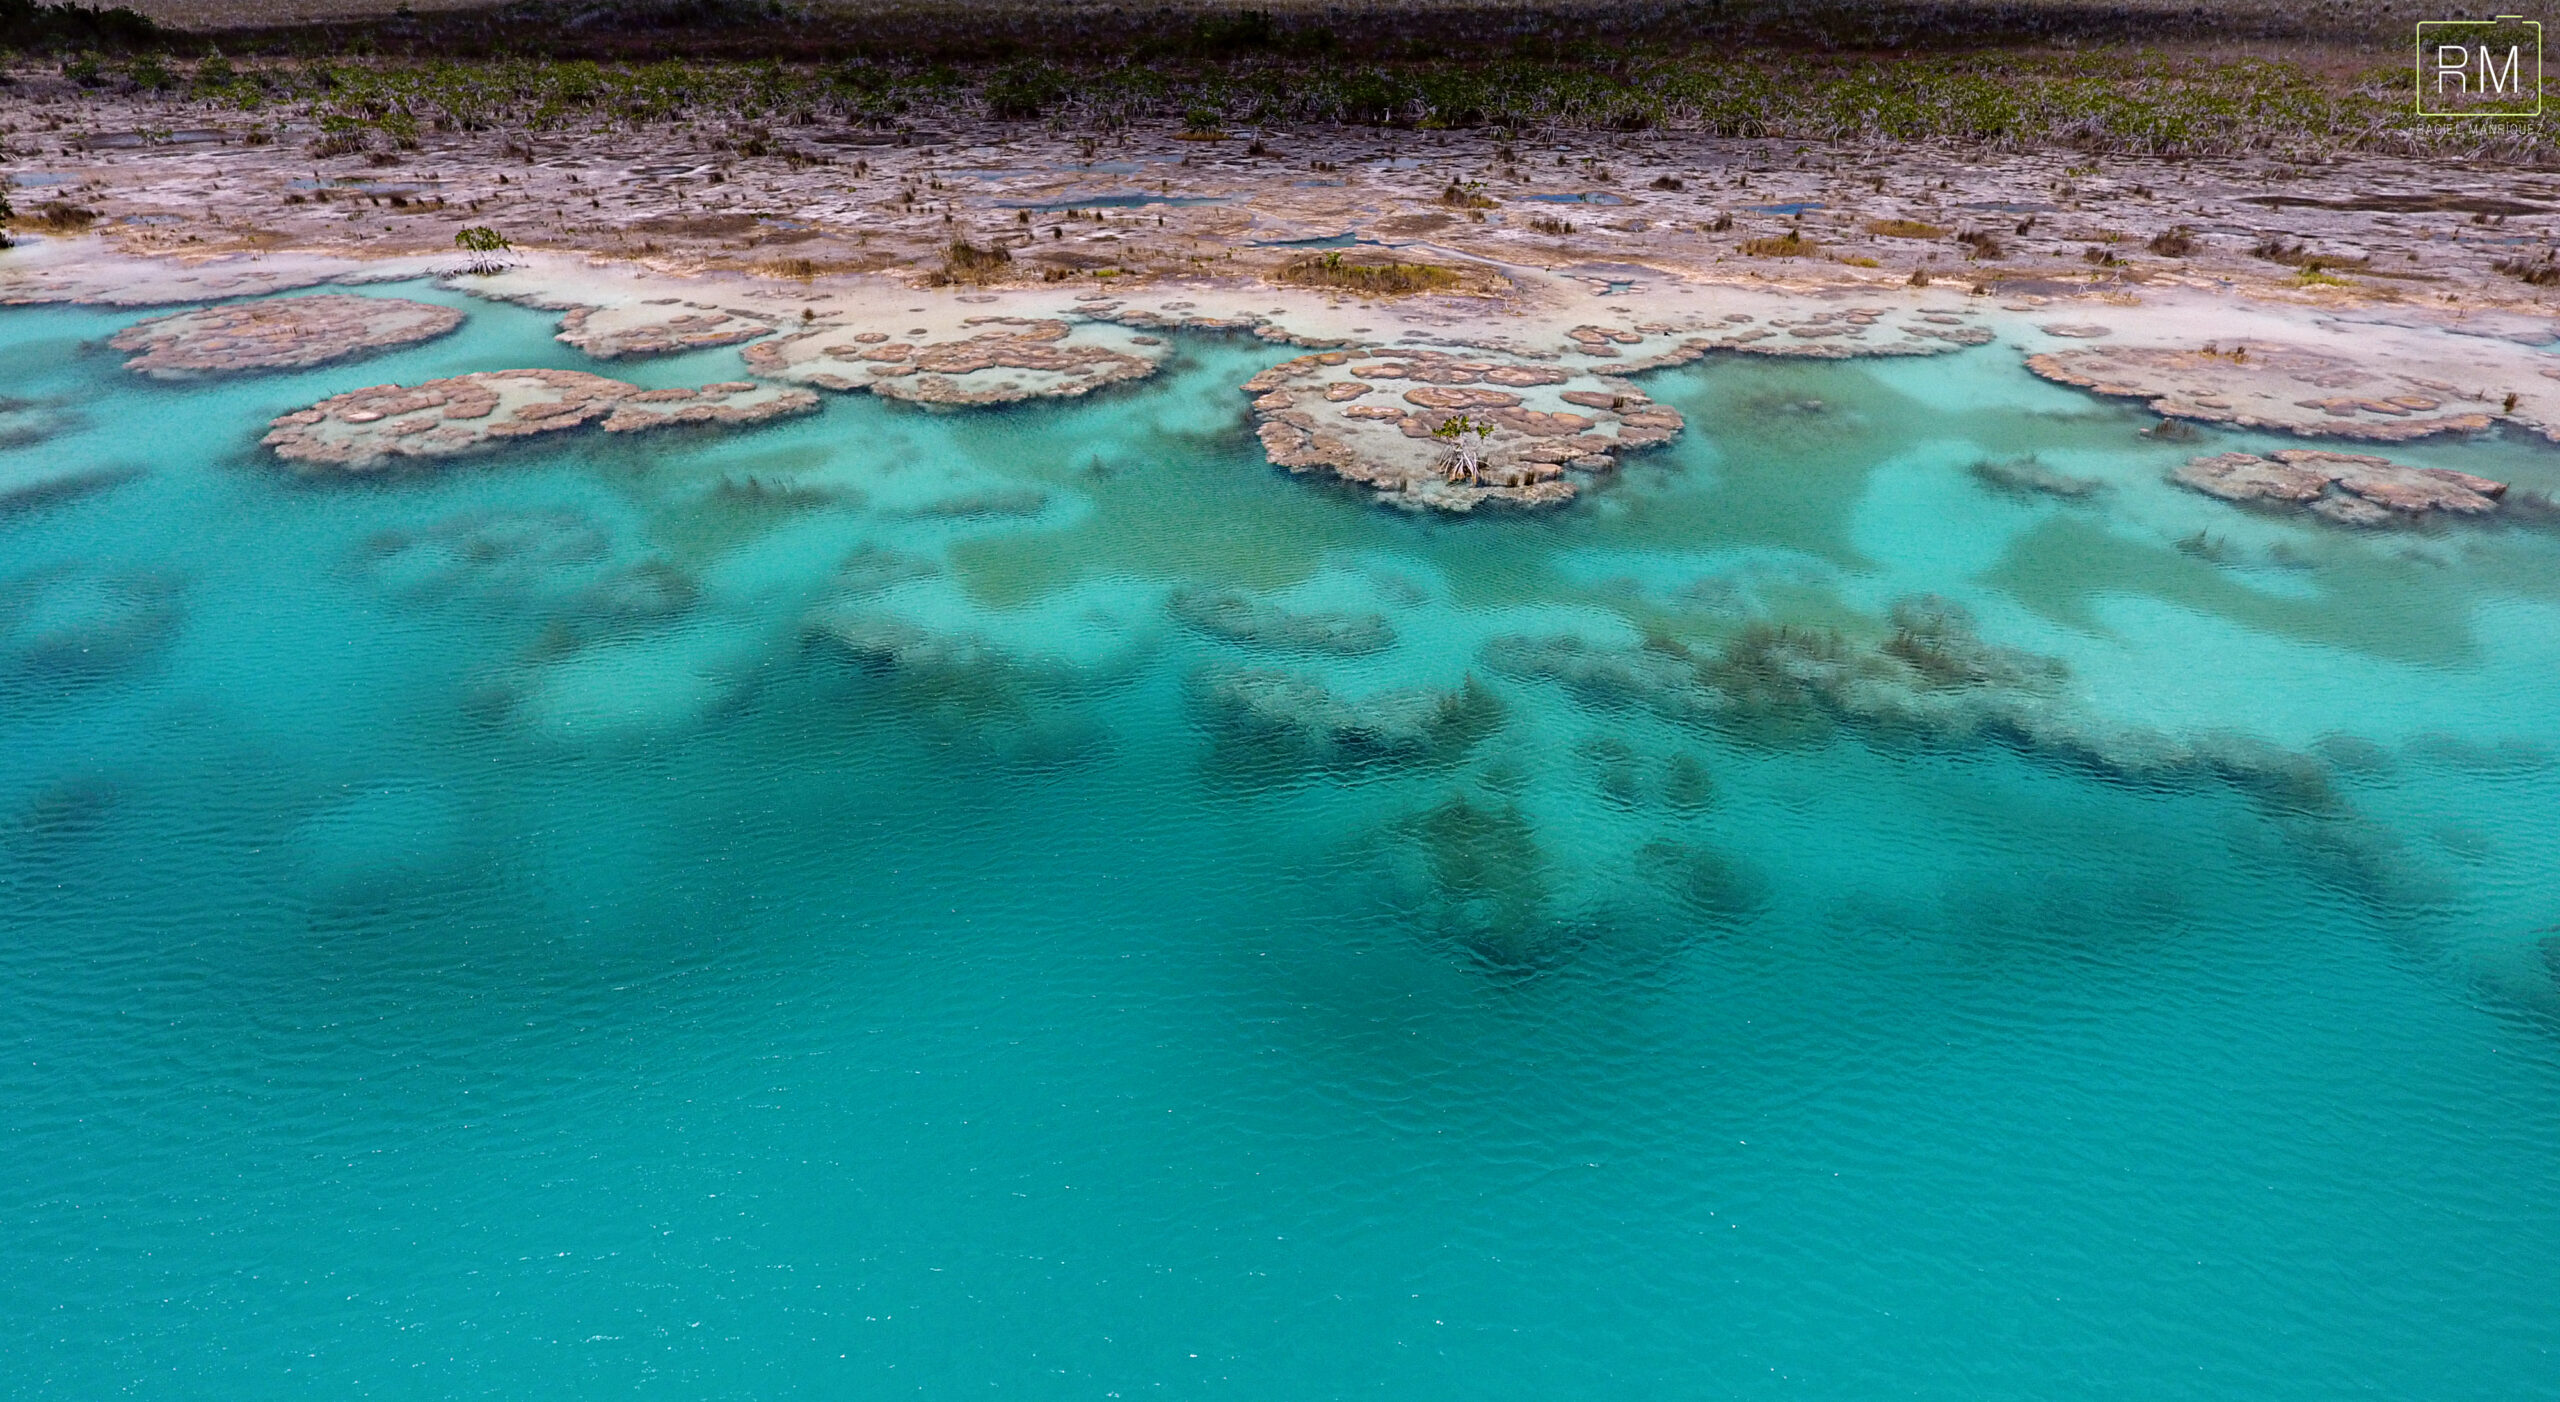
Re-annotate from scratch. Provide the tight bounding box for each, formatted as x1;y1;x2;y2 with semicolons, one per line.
2173;450;2507;526
109;295;465;379
744;317;1160;406
2025;342;2509;442
262;369;818;471
1242;348;1686;512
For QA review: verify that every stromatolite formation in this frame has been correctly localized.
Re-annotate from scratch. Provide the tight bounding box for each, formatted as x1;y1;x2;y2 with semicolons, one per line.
555;302;776;359
1572;308;1996;361
1242;348;1686;511
2025;342;2509;441
0;395;77;451
1482;599;2341;811
743;316;1160;405
1169;587;1396;655
2173;450;2507;525
1;562;185;683
262;368;818;470
1195;665;1503;769
108;295;464;379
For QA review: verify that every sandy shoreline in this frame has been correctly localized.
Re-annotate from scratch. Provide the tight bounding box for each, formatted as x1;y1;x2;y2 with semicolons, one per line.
8;79;2559;509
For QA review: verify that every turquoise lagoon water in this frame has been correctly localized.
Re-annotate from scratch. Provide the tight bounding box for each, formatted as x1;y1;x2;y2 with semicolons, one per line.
4;287;2560;1398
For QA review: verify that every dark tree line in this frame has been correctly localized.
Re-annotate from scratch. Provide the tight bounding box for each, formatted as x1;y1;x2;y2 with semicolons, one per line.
1;0;163;52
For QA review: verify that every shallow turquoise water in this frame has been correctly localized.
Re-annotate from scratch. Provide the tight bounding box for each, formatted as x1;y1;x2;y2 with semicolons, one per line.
4;287;2559;1398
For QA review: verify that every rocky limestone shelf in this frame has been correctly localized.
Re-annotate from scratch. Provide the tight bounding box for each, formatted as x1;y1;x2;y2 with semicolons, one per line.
2174;449;2509;525
262;368;817;470
742;316;1161;406
108;295;463;379
555;301;778;359
1242;347;1686;512
2025;341;2529;441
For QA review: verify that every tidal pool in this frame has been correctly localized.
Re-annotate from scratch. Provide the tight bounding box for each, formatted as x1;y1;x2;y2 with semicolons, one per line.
3;288;2558;1399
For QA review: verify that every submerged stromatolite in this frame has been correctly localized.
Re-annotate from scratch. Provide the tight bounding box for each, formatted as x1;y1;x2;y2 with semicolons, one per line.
0;462;140;516
357;509;614;604
744;317;1160;406
1367;790;1767;973
1484;598;2341;814
1241;348;1686;512
109;295;464;379
0;563;184;685
2173;449;2506;526
1194;664;1503;771
1169;587;1396;656
1579;735;1718;812
0;395;80;450
262;370;819;470
1381;792;1568;969
2024;341;2517;441
1969;454;2108;500
805;607;1122;767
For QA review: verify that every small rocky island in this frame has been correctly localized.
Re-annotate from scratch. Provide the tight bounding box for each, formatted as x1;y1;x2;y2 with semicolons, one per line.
2173;449;2509;525
108;294;463;378
262;369;818;470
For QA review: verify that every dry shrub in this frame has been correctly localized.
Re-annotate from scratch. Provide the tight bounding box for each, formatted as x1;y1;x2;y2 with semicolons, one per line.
2147;225;2196;256
2250;234;2307;264
2494;253;2560;285
20;202;100;232
2254;235;2366;273
1865;218;1947;239
1278;252;1462;295
934;238;1014;284
1741;231;1814;257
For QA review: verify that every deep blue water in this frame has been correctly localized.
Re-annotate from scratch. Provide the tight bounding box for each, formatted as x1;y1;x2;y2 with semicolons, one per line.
3;287;2559;1398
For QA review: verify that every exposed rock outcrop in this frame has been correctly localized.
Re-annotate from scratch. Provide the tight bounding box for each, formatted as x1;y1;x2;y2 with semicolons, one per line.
109;295;463;379
262;369;817;470
2173;449;2506;525
744;316;1160;405
555;302;776;359
1241;348;1686;512
2026;342;2511;441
